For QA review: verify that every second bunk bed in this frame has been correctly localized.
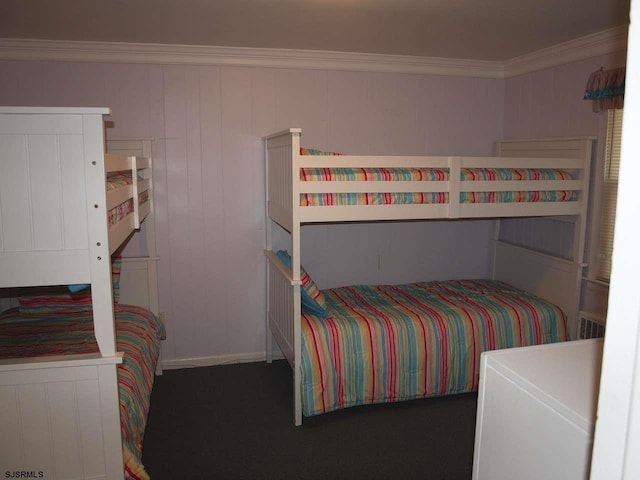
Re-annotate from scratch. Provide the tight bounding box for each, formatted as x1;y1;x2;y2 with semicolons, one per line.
264;128;594;426
0;107;163;480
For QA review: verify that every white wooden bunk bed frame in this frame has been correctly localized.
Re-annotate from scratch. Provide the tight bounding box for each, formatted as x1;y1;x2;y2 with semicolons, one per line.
0;107;159;480
263;128;594;426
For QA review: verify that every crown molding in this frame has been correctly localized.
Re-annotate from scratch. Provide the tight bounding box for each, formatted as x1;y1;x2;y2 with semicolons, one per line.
504;25;628;77
0;26;628;79
0;38;504;78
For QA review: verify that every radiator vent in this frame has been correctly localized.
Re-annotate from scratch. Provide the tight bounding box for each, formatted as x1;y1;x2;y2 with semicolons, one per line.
578;316;606;340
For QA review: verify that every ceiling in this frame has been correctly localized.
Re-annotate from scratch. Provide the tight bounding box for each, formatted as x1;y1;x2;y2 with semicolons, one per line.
0;0;631;61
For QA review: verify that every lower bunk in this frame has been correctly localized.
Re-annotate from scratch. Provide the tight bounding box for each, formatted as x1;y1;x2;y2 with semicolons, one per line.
0;304;164;480
300;278;566;417
267;245;574;424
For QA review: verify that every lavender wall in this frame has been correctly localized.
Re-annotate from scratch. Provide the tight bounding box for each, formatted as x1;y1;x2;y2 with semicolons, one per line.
503;51;627;328
504;52;627;140
0;60;504;364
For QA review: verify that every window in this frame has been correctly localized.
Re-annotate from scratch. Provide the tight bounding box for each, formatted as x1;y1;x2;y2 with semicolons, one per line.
597;108;623;280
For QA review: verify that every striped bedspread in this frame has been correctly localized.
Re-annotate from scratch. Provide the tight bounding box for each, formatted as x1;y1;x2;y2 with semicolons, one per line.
300;148;578;207
107;171;150;226
300;190;575;206
301;166;574;182
301;279;567;416
108;190;150;225
0;305;164;480
299;159;577;206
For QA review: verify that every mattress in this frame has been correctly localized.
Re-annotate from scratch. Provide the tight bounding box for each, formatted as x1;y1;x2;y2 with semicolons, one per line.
107;171;143;191
0;304;164;480
109;191;150;225
301;279;567;416
300;166;576;206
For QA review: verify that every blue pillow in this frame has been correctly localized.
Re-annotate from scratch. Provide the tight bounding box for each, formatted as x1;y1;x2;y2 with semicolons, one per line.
275;250;327;318
68;284;90;293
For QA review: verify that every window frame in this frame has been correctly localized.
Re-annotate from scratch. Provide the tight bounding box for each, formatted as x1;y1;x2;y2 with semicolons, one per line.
587;108;623;283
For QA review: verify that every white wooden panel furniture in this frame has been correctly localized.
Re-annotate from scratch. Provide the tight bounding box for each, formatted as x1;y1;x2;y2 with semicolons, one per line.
0;107;159;480
472;339;603;480
263;128;594;425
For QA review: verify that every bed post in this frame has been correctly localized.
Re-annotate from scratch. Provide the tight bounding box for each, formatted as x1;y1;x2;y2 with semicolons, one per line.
572;138;594;265
448;157;461;218
141;142;163;375
265;135;274;364
263;128;304;425
292;131;304;426
84;112;118;358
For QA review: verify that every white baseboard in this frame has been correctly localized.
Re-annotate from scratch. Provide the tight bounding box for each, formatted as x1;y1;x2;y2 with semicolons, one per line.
161;350;285;370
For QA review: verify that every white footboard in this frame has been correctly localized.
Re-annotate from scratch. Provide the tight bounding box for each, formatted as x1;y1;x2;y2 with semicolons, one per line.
492;240;583;339
267;264;295;364
119;256;163;375
265;250;303;425
0;355;124;480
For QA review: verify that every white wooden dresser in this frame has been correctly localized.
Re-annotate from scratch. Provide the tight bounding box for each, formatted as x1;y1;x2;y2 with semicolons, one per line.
472;339;604;480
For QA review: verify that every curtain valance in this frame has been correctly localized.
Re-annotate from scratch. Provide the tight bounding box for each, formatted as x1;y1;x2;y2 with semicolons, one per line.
584;67;626;112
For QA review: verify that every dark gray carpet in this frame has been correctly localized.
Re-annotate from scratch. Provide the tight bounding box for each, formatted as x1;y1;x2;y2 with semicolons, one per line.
142;360;478;480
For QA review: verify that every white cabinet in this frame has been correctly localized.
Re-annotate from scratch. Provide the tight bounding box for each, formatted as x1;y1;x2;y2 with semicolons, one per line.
472;339;603;480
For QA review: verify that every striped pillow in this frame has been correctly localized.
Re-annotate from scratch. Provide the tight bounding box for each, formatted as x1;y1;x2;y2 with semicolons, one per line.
18;256;122;315
300;147;342;156
300;268;326;311
111;256;122;303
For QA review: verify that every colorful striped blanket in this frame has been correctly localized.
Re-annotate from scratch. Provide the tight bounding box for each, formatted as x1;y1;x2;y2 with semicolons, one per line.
300;190;575;206
299;151;577;206
107;171;150;226
0;305;164;480
301;279;567;416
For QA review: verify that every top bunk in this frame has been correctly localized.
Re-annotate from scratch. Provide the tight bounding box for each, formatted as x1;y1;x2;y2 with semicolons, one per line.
105;151;152;254
264;128;594;230
0;107;153;289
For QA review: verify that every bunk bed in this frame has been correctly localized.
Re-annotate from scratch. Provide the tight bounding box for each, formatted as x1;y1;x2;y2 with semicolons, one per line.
264;128;594;426
0;107;162;480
